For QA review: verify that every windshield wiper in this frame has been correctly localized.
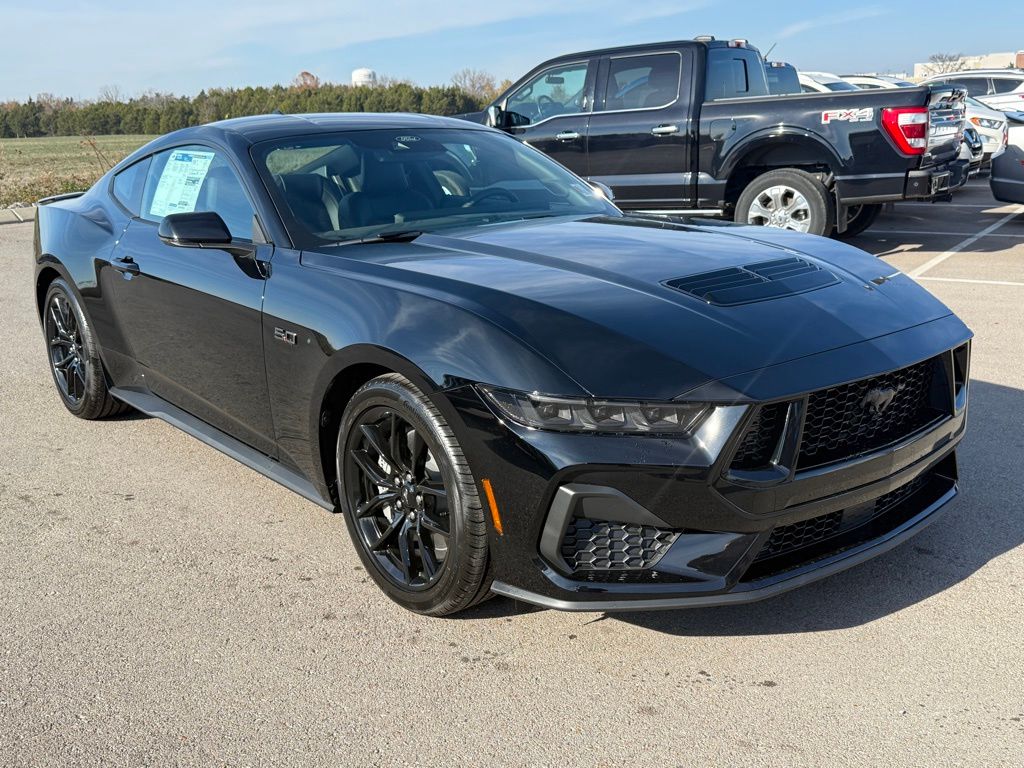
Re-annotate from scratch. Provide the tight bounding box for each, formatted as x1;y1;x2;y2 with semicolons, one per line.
333;229;424;246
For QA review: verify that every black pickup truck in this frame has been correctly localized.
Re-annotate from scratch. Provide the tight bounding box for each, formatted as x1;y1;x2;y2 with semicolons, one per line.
461;38;967;237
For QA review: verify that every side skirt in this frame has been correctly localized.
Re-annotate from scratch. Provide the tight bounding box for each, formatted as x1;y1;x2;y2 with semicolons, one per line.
110;387;335;512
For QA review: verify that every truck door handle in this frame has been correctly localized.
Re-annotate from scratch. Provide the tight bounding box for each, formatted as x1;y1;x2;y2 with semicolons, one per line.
651;124;680;136
111;256;140;276
555;130;581;141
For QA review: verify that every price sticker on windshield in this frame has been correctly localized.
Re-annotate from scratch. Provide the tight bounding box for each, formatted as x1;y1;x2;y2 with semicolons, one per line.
821;108;874;124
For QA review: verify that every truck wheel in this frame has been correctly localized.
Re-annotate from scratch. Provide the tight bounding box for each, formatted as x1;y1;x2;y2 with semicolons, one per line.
735;169;835;237
833;204;882;240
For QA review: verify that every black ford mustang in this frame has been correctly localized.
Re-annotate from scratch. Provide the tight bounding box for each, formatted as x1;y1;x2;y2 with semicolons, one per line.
34;113;972;616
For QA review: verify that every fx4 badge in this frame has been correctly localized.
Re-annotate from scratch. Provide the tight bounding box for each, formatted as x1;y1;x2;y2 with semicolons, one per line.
821;107;874;125
273;327;298;345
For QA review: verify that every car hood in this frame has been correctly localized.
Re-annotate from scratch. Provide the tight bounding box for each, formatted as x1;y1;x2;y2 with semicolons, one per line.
306;216;956;400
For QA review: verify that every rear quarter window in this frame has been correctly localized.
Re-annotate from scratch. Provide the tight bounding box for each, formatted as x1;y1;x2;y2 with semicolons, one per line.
991;78;1024;94
111;157;152;215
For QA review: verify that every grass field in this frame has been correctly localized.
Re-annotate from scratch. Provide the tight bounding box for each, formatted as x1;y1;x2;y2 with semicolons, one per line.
0;135;154;207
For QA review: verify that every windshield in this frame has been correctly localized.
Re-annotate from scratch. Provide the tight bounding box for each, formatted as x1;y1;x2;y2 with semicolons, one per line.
253;128;619;246
823;80;860;92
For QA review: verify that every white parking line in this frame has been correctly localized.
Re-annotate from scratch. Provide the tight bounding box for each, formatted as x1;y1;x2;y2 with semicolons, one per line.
916;276;1024;288
908;206;1024;277
867;229;1024;239
900;203;1013;209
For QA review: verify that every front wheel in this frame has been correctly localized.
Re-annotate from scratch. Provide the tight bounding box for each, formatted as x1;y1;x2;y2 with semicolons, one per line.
735;169;835;237
337;374;492;616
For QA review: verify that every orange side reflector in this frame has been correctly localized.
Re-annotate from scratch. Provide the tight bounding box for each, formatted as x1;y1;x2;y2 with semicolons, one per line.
481;478;503;536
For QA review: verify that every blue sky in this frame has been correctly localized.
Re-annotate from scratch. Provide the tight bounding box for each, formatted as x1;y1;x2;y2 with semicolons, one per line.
0;0;1019;101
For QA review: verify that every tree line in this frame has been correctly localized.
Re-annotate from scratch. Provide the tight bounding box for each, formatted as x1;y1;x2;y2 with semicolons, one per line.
0;80;489;139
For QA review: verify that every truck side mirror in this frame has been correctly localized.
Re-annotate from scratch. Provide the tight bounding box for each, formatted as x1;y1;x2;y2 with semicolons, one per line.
485;105;505;129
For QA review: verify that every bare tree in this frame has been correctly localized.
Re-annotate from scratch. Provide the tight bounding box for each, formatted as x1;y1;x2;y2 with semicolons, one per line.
97;85;122;103
923;53;965;76
451;68;505;101
291;71;322;90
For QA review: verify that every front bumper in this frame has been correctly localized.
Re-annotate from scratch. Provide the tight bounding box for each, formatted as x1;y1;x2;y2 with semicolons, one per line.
440;320;971;612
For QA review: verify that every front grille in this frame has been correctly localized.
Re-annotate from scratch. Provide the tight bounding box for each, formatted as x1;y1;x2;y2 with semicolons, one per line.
798;357;943;469
560;518;677;572
730;403;788;470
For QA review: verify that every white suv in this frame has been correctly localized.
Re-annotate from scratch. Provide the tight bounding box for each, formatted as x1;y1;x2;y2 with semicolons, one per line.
920;70;1024;111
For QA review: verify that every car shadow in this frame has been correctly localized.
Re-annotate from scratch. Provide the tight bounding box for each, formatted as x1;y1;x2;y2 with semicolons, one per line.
482;379;1024;634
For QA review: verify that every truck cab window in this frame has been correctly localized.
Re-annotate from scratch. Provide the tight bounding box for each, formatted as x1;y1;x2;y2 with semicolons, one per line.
505;62;590;124
705;49;768;100
604;53;681;111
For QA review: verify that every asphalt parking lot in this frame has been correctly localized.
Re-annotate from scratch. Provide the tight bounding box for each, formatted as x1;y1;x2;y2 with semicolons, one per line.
1;178;1022;766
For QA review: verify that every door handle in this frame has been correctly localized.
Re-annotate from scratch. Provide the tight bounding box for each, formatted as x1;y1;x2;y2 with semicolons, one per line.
555;130;581;141
111;256;140;276
651;124;680;136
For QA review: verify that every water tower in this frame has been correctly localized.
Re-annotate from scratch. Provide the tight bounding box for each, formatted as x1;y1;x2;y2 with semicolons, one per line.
351;68;377;87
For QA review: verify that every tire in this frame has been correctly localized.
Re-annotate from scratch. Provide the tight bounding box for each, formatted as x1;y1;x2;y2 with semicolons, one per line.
833;203;882;240
337;373;492;616
735;168;835;237
42;278;130;420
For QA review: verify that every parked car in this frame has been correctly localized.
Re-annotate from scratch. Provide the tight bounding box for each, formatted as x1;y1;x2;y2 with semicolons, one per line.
991;122;1024;203
460;38;968;238
920;69;1024;111
841;74;915;90
797;71;862;94
34;113;972;616
964;96;1008;166
765;61;801;95
960;126;985;177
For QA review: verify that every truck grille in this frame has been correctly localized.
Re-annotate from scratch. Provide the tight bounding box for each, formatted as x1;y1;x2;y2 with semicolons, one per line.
729;355;946;472
797;356;943;469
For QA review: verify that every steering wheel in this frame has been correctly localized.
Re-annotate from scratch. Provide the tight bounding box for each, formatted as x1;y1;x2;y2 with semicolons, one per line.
536;94;558;117
463;188;519;207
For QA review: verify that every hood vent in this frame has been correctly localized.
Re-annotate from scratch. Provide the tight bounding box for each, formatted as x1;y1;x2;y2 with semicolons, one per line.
665;257;838;306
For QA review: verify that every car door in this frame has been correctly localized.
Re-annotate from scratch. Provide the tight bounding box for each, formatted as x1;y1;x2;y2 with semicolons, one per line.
585;49;693;210
102;144;277;455
501;59;595;177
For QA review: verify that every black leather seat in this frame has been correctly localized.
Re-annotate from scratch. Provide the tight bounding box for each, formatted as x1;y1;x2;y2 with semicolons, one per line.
277;173;343;234
339;160;433;228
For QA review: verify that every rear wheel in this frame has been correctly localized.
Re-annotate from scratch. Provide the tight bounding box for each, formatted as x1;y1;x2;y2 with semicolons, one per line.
42;278;129;419
337;374;491;616
834;203;882;240
735;169;835;237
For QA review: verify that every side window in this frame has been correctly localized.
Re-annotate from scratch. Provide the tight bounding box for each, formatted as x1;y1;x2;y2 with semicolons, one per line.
604;53;681;110
141;146;256;240
946;77;985;97
705;49;768;100
991;78;1023;94
505;61;590;124
111;156;152;216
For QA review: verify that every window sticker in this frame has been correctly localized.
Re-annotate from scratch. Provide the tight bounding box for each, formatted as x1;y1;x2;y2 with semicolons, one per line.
149;150;215;218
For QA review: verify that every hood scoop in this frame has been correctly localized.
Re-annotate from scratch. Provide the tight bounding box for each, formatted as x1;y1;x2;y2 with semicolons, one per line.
665;256;839;306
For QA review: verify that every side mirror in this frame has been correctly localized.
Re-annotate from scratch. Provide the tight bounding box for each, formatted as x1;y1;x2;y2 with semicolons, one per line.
485;104;505;129
590;181;615;201
158;211;233;248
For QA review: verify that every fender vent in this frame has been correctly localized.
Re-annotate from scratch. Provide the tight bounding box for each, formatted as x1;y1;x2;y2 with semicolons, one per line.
665;257;838;306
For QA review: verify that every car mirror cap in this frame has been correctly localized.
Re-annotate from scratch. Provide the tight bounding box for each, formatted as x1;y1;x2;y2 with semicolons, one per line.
157;211;233;248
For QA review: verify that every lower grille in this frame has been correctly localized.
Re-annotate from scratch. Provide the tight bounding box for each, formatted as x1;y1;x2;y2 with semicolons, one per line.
730;403;788;470
744;459;953;581
560;518;677;572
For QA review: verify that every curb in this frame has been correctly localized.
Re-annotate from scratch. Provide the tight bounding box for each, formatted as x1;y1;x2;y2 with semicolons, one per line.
0;206;37;225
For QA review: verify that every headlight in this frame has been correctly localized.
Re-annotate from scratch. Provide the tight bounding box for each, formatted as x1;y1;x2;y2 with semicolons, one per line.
970;117;1003;130
478;385;712;435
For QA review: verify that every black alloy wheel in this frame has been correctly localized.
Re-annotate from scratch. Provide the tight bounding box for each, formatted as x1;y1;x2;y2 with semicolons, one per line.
41;279;129;419
347;406;451;589
338;374;491;615
45;291;87;406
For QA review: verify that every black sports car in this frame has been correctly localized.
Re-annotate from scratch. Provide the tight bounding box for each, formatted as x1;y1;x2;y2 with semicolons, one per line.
34;113;972;616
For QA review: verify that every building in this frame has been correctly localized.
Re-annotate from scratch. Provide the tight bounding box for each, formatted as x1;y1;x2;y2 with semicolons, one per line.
351;68;378;87
913;51;1024;80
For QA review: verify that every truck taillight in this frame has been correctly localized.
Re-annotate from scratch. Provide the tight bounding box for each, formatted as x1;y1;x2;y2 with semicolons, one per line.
881;107;929;155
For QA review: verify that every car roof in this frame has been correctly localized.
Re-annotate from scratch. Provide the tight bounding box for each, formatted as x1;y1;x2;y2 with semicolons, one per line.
801;71;845;82
531;38;754;67
923;70;1024;79
190;112;489;144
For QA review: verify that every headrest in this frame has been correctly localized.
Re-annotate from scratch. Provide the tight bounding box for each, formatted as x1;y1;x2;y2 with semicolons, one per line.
362;160;409;195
